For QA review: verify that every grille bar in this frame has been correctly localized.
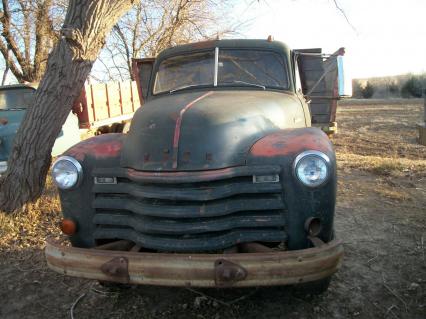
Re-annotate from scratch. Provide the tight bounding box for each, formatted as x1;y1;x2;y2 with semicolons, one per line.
93;165;281;184
93;228;287;252
93;211;286;235
93;195;284;219
93;180;282;201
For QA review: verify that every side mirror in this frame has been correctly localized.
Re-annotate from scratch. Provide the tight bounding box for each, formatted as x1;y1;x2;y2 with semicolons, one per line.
337;56;352;97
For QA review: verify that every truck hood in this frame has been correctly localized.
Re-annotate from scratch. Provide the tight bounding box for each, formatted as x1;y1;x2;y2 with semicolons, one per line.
121;90;305;171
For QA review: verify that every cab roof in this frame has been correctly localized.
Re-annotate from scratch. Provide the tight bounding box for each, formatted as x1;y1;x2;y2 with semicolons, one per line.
156;39;292;60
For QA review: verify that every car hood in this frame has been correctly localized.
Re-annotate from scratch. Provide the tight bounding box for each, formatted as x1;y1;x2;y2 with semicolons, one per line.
121;90;305;171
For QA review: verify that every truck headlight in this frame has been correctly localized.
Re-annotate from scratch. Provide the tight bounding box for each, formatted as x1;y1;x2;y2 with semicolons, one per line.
293;151;330;187
52;156;83;190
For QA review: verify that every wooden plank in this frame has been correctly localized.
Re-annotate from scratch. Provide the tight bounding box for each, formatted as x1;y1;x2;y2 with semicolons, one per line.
131;81;141;111
106;82;122;118
90;83;110;122
120;81;135;114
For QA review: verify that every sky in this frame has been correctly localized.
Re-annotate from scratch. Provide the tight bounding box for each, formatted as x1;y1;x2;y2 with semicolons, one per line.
1;0;424;83
233;0;426;78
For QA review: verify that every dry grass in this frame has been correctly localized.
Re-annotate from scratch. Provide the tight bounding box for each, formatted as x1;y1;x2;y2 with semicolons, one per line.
337;152;426;176
374;187;411;201
0;177;61;251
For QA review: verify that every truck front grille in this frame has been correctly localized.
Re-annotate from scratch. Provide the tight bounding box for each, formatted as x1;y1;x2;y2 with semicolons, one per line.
91;166;287;252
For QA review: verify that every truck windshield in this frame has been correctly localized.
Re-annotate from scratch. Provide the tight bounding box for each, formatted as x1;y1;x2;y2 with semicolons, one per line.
153;49;288;94
154;51;214;94
0;88;35;110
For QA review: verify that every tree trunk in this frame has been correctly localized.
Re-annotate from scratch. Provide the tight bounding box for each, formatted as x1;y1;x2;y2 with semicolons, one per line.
0;0;136;213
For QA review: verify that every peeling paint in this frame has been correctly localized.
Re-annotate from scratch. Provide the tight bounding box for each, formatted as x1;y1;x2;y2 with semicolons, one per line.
65;133;123;161
250;128;333;157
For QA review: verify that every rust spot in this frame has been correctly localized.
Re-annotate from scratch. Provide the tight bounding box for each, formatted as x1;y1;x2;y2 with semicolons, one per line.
0;117;8;125
162;149;170;161
144;153;150;162
206;153;213;161
250;128;333;157
190;40;216;49
126;166;244;180
214;259;247;287
100;256;130;283
65;133;123;161
183;151;191;162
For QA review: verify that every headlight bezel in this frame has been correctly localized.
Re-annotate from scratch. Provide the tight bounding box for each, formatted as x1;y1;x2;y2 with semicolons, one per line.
293;150;331;188
52;156;83;190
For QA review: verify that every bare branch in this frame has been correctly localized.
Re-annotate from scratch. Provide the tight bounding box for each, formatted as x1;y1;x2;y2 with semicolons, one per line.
1;0;31;76
332;0;357;32
0;39;24;81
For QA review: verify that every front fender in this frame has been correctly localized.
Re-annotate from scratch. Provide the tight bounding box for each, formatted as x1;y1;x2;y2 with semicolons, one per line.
59;133;125;248
247;127;337;250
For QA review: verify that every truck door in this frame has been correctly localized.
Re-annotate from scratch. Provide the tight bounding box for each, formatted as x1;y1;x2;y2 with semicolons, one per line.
132;58;155;104
295;48;349;133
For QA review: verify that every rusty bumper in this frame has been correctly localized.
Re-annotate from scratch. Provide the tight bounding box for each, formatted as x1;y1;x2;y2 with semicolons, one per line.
45;239;343;287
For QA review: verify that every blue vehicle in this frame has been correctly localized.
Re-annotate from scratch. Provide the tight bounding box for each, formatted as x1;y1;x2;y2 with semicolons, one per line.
0;84;80;174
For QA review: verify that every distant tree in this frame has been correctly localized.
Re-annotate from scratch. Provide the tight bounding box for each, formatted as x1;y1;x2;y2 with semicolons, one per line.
0;0;235;84
95;0;236;81
387;80;399;95
361;81;375;99
351;79;363;98
401;76;424;98
0;0;65;83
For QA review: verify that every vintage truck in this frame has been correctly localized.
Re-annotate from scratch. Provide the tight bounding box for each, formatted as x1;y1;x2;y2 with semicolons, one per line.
45;38;350;292
0;80;140;174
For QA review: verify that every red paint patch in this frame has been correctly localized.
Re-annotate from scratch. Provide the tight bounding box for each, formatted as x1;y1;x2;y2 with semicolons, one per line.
250;128;333;157
65;133;123;161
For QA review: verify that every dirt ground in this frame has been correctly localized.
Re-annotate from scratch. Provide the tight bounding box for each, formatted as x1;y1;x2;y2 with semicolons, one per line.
0;99;425;319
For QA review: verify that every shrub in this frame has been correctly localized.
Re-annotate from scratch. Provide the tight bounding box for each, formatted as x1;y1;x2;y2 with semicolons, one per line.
387;81;399;94
401;76;424;98
360;81;375;99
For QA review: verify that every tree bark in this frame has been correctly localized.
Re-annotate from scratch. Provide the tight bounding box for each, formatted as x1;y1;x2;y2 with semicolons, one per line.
0;0;136;213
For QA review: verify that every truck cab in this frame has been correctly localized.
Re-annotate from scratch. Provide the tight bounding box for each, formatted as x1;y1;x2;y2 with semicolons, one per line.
46;39;349;291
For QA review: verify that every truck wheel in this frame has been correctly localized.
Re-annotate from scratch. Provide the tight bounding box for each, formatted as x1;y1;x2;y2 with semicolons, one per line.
292;276;331;296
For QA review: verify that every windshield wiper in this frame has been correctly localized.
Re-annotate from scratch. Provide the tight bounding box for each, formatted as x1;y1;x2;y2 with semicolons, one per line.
221;80;266;90
169;84;204;94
